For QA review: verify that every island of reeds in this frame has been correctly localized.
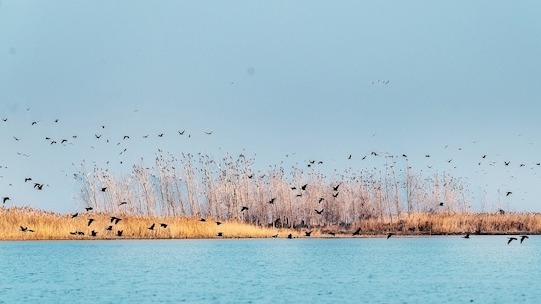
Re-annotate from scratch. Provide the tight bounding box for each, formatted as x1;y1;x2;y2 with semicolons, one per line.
2;152;540;240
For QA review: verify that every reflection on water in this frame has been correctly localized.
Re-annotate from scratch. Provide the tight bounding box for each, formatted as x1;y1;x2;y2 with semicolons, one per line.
0;237;539;303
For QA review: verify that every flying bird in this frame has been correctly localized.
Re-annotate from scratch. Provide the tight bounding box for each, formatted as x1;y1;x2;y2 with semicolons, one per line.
268;198;276;204
100;187;107;192
315;209;324;214
387;233;395;239
117;230;123;237
507;237;517;244
2;197;10;204
241;206;249;212
148;223;155;230
106;226;113;231
110;217;121;224
119;201;128;206
33;183;44;190
504;161;510;166
216;221;222;225
90;230;98;237
301;184;308;190
333;192;339;198
333;184;340;191
305;231;312;236
87;218;95;226
160;223;168;228
217;232;223;237
352;228;361;236
85;207;93;212
24;177;32;182
71;213;78;218
520;235;529;243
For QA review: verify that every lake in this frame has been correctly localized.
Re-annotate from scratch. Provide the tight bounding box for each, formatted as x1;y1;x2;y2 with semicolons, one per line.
0;236;539;303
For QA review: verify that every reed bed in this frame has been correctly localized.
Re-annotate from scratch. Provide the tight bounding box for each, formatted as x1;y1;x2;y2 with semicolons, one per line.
0;207;299;240
2;207;540;240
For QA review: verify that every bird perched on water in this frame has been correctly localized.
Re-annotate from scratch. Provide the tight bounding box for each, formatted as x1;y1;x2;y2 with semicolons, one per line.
387;233;395;239
520;235;529;243
507;237;518;244
352;228;361;236
333;184;340;191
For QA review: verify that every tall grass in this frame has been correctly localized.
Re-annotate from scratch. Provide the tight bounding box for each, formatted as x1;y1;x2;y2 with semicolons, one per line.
75;151;474;229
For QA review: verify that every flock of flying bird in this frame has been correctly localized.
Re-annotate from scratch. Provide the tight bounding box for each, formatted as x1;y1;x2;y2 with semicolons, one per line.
1;109;539;243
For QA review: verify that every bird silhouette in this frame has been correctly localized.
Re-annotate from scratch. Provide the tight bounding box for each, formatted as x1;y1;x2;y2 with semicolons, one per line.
95;134;102;139
217;232;223;237
106;226;113;231
301;184;308;190
241;206;249;212
287;233;292;239
333;184;340;191
158;133;164;137
352;228;361;236
110;217;121;224
333;192;339;198
20;226;35;232
100;187;107;192
268;198;276;204
123;135;129;140
85;207;93;212
160;223;168;228
71;213;78;218
216;221;222;225
2;197;10;204
506;191;512;196
24;177;32;182
119;201;128;206
33;183;44;190
439;202;444;207
90;230;98;237
199;218;206;222
272;234;278;238
328;232;336;236
87;218;95;226
463;233;470;239
205;131;213;135
148;223;155;230
318;197;325;203
117;230;123;237
520;235;529;243
178;130;185;135
315;209;324;214
507;237;517;244
305;231;312;236
387;233;395;239
504;161;510;166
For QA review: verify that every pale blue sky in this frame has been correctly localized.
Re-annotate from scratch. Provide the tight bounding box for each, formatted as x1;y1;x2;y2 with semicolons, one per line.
1;1;540;212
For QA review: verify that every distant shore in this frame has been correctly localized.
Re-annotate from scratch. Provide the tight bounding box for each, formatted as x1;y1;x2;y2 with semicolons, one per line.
1;207;539;240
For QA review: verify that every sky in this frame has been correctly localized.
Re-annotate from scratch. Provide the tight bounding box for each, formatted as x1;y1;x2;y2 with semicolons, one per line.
1;1;540;213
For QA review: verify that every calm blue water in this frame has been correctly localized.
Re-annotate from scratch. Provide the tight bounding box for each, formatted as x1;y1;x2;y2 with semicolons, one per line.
1;236;540;303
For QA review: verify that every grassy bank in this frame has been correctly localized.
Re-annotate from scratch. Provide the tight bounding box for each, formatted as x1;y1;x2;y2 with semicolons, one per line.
1;207;540;240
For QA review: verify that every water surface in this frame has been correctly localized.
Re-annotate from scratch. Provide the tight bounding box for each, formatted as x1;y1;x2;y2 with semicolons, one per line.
1;236;539;303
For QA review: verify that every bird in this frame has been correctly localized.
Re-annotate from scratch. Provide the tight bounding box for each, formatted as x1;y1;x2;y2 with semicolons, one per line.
463;233;470;239
90;230;98;237
439;202;444;207
272;234;278;238
123;135;129;140
119;201;128;206
318;197;325;203
13;136;19;141
117;230;123;237
305;231;312;236
205;131;213;135
95;134;102;139
387;233;395;239
520;235;529;243
315;209;324;214
71;213;78;218
301;184;308;190
2;197;10;204
333;184;340;191
199;218;206;222
504;161;510;166
348;154;352;159
506;191;512;196
20;226;35;232
87;218;95;226
158;133;164;137
24;177;32;182
160;223;168;228
85;207;93;212
110;217;121;224
148;223;155;230
333;192;339;198
507;237;517;244
178;130;185;135
33;183;44;190
106;226;113;231
287;233;292;239
268;198;276;204
241;206;249;212
100;187;107;192
217;232;223;237
328;232;336;236
352;228;361;236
